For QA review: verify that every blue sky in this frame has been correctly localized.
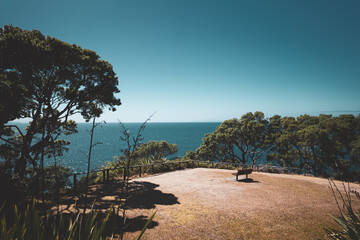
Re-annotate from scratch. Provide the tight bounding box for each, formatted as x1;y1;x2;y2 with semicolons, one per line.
1;0;360;122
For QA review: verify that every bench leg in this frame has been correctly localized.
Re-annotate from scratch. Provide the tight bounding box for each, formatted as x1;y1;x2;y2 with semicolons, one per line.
236;175;238;181
246;174;248;179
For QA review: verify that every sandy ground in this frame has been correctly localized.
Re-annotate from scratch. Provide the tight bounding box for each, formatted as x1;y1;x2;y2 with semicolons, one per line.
117;168;360;240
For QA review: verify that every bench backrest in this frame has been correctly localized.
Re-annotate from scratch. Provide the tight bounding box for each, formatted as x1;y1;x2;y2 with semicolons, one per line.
237;169;252;175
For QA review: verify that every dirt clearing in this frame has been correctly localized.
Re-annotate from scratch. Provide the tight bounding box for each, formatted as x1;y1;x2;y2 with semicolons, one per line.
120;168;360;239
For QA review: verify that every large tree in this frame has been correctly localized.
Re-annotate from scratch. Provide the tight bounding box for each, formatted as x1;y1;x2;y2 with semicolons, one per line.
0;25;121;177
267;114;360;178
267;115;331;176
196;112;271;166
134;140;178;163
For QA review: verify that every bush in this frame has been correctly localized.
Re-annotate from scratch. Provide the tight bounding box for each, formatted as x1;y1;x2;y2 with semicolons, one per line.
42;165;73;192
0;164;73;204
78;172;99;189
95;159;125;183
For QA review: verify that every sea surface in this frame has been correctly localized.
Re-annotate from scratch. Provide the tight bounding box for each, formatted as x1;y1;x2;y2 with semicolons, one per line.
11;122;221;173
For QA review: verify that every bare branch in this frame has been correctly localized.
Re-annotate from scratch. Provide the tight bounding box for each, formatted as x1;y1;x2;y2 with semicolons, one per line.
79;149;89;159
4;125;25;137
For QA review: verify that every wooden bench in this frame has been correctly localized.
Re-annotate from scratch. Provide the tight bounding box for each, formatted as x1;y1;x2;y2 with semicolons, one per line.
232;169;253;181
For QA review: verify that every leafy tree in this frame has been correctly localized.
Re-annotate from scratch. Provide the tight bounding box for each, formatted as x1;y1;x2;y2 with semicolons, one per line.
268;114;360;179
196;112;271;166
184;150;196;160
351;136;360;163
0;25;121;179
329;114;360;180
0;72;28;130
268;115;333;176
134;140;178;163
295;114;334;176
266;116;301;168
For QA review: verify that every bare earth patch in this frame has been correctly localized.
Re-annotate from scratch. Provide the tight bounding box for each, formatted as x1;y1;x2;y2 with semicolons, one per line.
121;168;360;240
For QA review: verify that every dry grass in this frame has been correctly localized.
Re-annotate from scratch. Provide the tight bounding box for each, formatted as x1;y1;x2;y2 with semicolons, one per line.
121;168;360;240
49;168;360;239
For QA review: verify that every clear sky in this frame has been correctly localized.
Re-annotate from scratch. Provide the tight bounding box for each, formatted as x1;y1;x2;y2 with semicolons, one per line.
1;0;360;122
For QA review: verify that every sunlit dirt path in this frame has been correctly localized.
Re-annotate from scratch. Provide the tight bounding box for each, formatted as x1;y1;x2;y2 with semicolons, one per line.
121;168;360;240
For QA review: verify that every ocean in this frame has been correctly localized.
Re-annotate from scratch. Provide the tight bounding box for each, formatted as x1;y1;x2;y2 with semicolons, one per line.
12;122;221;173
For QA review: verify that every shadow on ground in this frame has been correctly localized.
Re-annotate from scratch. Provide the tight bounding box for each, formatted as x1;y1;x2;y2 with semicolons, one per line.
126;181;179;209
236;178;260;183
38;179;179;233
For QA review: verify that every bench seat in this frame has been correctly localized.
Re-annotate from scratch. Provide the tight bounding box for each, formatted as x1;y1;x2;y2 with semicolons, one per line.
233;169;253;181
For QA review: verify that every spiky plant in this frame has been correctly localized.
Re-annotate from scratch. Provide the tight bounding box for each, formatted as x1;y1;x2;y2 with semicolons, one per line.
0;200;155;240
324;180;360;240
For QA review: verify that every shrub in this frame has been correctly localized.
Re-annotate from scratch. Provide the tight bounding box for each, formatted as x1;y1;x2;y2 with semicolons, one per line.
42;165;73;192
78;172;99;188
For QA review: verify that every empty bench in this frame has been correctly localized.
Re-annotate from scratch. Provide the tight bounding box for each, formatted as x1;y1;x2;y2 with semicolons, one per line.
232;169;253;181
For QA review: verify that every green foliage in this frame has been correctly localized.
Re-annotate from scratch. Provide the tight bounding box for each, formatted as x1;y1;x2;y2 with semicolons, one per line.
184;150;196;160
0;163;72;207
350;137;360;162
96;159;240;181
0;75;27;129
78;172;99;187
134;140;178;163
0;25;121;177
22;164;72;201
190;161;238;170
268;114;360;179
195;112;271;166
103;140;177;170
193;112;359;179
95;158;125;182
42;165;73;191
0;200;111;240
0;200;155;240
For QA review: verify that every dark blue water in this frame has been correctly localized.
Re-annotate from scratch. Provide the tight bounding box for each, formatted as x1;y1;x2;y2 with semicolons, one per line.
10;122;220;173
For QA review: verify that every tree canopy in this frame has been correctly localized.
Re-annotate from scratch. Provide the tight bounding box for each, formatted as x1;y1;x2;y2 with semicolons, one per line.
134;140;178;163
195;112;271;166
267;114;360;179
194;112;360;180
0;25;121;176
